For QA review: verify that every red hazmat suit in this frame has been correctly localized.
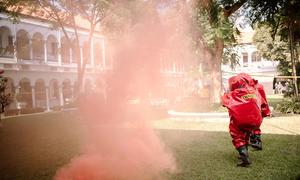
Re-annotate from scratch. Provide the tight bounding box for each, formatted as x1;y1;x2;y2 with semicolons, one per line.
222;73;270;149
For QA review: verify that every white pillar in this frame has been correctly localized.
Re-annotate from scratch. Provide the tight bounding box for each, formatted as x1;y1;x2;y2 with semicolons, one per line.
239;52;244;70
13;24;17;62
29;39;33;60
91;37;94;67
45;86;50;111
173;62;176;73
59;85;64;107
80;46;83;66
69;48;72;64
102;39;106;69
44;40;47;63
31;86;36;108
58;30;62;65
14;86;20;111
71;86;74;99
248;51;252;67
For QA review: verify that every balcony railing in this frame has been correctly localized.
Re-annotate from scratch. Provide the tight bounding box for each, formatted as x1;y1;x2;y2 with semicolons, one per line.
0;47;14;58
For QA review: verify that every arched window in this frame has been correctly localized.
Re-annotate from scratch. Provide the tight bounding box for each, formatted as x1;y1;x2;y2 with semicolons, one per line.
61;37;70;63
106;43;113;68
62;80;72;103
252;51;261;63
0;26;14;57
93;42;102;66
35;79;46;108
16;30;30;60
84;79;92;93
83;41;91;65
49;80;59;99
4;77;14;110
19;78;32;107
73;81;78;97
242;52;248;67
71;40;79;63
5;77;15;96
32;33;44;61
47;35;58;61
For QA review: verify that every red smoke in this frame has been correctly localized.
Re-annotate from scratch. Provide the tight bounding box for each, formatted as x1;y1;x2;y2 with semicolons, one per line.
54;2;196;180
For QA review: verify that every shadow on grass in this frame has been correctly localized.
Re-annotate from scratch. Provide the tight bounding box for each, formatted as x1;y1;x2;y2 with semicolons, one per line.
0;112;299;180
159;129;300;180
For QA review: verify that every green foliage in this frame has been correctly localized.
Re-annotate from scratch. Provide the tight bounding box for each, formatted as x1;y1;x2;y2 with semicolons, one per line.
253;25;293;76
101;0;151;37
247;0;300;95
279;96;300;114
192;1;235;49
0;74;12;114
253;25;288;61
222;45;240;69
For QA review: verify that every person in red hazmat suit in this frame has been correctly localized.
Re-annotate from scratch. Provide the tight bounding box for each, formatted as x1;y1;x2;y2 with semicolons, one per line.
222;73;270;167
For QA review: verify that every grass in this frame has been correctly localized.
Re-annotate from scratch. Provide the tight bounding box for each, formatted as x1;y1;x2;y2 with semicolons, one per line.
161;130;300;180
267;94;284;110
0;111;300;180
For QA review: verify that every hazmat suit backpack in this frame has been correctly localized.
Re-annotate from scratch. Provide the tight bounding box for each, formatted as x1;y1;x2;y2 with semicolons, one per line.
222;75;265;130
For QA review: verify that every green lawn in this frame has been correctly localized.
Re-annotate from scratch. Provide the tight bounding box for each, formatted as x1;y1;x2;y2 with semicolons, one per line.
0;111;299;180
267;94;284;110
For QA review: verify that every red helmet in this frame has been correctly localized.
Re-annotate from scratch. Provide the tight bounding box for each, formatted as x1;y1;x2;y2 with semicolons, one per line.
237;73;257;86
0;69;4;74
228;75;247;91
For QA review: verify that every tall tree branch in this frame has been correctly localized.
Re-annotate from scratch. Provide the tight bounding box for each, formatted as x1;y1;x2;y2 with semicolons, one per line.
223;0;247;17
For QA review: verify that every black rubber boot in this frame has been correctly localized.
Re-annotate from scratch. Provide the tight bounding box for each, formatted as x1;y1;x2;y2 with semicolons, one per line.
237;146;251;167
250;134;262;150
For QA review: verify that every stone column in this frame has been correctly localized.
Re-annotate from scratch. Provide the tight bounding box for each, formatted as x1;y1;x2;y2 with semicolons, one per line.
91;37;94;67
13;24;17;62
29;39;33;60
173;61;176;73
59;85;64;107
14;86;20;111
31;86;36;108
239;52;244;70
80;46;83;66
71;86;74;99
45;86;50;111
69;48;73;64
102;39;106;69
58;30;62;65
248;51;252;67
44;40;48;63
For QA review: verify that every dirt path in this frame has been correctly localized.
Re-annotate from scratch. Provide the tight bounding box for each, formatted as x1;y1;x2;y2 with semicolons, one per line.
153;115;300;135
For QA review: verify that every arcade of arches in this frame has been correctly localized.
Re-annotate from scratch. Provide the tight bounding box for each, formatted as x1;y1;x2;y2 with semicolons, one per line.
0;26;104;66
5;78;92;111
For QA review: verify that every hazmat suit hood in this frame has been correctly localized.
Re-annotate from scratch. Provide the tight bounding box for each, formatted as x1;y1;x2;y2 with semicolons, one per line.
237;73;258;87
228;76;248;91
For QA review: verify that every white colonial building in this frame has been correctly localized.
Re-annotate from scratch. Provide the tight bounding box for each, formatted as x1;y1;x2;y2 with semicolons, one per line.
222;23;279;94
0;12;188;112
0;12;114;111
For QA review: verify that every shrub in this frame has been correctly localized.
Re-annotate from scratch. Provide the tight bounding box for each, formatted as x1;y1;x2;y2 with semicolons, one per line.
35;107;45;113
20;108;36;114
283;83;295;97
4;109;19;116
279;96;300;114
52;106;62;111
63;102;77;109
19;107;45;114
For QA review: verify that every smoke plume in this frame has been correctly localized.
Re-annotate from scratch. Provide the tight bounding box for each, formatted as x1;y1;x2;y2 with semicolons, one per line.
54;1;196;180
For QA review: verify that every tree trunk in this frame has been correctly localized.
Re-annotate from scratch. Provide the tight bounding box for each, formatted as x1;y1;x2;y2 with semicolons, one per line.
289;21;299;96
76;25;96;97
206;0;246;103
210;37;224;103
